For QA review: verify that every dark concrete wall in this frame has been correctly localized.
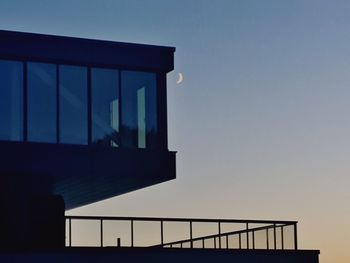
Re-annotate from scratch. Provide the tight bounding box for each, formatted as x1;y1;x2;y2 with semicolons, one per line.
0;189;65;248
0;141;176;209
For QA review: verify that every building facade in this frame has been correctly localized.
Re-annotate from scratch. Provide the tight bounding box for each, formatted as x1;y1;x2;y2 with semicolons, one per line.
0;30;319;263
0;30;176;247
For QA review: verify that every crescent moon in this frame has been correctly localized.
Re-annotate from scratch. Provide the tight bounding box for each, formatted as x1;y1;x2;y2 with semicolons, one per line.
176;73;184;84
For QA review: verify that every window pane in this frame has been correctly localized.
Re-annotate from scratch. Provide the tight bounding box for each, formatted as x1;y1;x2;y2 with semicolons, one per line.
0;60;23;141
91;68;119;147
59;65;88;145
27;62;56;143
121;71;157;149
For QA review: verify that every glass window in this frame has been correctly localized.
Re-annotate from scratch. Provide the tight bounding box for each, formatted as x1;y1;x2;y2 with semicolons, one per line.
0;60;23;141
59;65;88;145
121;71;157;149
91;68;119;147
27;62;57;143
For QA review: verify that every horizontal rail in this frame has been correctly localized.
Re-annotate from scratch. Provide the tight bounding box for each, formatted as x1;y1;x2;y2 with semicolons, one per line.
155;223;290;248
65;215;297;225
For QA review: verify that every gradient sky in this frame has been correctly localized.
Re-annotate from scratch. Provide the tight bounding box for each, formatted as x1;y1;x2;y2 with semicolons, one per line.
1;1;350;262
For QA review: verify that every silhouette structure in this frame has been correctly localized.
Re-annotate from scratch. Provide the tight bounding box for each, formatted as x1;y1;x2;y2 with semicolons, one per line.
0;30;319;262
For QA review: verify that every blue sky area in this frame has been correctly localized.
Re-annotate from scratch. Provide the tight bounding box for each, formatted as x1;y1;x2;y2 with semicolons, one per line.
1;1;350;262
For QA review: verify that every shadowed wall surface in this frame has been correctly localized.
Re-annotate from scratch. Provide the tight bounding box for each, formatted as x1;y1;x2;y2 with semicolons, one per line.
0;247;319;263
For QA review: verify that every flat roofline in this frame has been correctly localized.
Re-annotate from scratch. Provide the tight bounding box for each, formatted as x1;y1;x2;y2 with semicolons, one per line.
0;29;175;72
0;29;176;52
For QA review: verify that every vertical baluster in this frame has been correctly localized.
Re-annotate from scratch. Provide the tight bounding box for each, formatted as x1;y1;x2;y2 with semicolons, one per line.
246;223;249;249
294;223;298;250
69;218;72;247
281;226;284;250
100;219;103;247
273;224;276;250
252;231;255;249
266;228;269;249
161;220;164;246
190;221;193;248
218;222;221;249
239;233;241;249
131;220;134;247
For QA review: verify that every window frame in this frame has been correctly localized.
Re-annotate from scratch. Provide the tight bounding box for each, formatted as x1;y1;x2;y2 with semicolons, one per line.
0;58;164;149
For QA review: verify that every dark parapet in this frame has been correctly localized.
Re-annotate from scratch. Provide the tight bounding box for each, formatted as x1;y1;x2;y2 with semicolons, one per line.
0;183;65;249
0;247;320;263
28;195;65;248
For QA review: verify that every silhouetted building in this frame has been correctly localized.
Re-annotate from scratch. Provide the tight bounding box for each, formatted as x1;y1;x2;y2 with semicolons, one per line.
0;29;175;247
0;30;319;263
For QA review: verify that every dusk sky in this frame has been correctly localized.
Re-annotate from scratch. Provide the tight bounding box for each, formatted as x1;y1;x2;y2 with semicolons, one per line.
1;1;350;262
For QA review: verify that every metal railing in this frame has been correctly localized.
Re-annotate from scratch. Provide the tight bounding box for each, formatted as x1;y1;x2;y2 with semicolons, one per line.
65;216;298;250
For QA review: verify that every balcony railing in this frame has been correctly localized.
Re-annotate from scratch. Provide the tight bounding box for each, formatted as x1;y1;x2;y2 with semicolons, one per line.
65;216;298;250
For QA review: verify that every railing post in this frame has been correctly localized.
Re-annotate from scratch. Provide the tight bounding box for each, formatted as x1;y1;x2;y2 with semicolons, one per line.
100;219;103;247
226;235;229;249
266;228;269;249
131;220;134;247
281;226;284;250
246;223;249;249
218;222;221;249
294;223;298;250
252;231;255;249
239;233;241;249
161;220;164;246
190;221;193;248
202;239;205;249
69;218;72;247
273;224;276;250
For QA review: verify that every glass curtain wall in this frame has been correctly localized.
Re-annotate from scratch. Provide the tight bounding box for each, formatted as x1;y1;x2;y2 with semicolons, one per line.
121;71;157;149
0;60;160;149
91;68;119;147
27;62;57;143
0;60;23;141
59;65;88;145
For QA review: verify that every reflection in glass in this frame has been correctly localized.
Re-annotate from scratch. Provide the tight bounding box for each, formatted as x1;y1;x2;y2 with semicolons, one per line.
0;60;23;141
121;71;157;149
91;68;119;147
27;62;56;143
137;87;146;148
59;65;88;145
